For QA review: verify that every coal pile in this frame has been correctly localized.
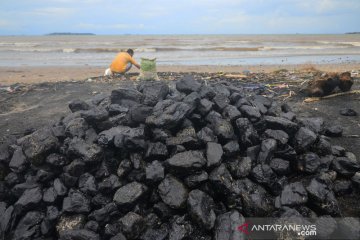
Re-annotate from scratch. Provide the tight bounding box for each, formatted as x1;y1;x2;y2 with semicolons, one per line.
0;75;360;240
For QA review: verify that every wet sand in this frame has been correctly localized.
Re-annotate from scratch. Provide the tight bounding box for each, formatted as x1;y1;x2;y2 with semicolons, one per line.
1;63;360;84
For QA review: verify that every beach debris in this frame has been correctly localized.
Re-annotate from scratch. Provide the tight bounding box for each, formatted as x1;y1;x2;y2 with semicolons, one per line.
351;70;359;77
0;84;27;94
0;76;359;240
224;74;247;79
340;108;358;116
306;72;354;97
304;90;360;103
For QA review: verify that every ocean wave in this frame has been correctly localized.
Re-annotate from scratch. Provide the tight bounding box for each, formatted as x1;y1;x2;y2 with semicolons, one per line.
259;45;352;51
316;41;360;47
154;47;261;51
1;43;358;54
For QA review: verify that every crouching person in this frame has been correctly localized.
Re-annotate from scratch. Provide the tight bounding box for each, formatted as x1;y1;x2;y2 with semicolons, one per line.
104;49;140;79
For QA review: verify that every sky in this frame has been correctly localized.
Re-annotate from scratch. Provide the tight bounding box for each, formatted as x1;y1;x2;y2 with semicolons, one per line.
0;0;359;35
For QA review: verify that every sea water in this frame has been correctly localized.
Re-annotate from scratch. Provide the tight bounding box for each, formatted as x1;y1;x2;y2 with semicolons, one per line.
0;34;360;67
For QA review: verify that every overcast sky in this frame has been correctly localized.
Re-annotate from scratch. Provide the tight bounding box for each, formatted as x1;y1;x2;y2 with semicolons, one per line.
0;0;359;35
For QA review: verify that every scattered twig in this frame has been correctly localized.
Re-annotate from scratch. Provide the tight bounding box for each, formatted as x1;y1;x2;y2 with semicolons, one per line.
304;90;360;103
343;135;360;138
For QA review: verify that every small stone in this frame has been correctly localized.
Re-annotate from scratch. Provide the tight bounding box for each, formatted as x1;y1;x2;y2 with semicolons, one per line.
187;189;216;230
297;152;321;174
119;212;145;239
113;182;148;206
340;108;357;116
165;150;206;175
293;127;317;152
146;160;165;182
158;175;188;209
62;190;91;213
325;125;343;137
280;182;308;206
206;142;223;168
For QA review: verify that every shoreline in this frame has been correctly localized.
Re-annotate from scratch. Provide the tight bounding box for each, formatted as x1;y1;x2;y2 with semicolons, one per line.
1;63;359;84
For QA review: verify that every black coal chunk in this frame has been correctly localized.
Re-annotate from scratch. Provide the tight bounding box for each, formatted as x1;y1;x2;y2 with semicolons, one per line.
176;75;201;94
239;105;261;122
119;212;145;239
139;81;169;106
145;142;168;161
314;216;337;239
46;153;66;167
187;189;216;230
214;210;245;240
280;182;308;206
113;181;148;207
13;211;44;240
235;118;259;147
165;150;206;175
297;117;324;134
166;127;198;149
325;125;343;137
78;173;97;195
297;152;321;174
111;88;143;105
146;100;191;129
129;105;153;124
227;157;252;179
257;139;277;164
168;215;193;240
80;107;109;124
222;140;240;157
197;127;218;143
208;116;235;142
65;118;89;138
158;175;188;209
146;160;165;183
293;127;317;152
222;105;241;122
69;99;91;113
19;127;59;166
113;126;146;150
67;138;103;163
206;142;223;168
235;179;274;217
14;187;42;214
333;179;353;195
264;129;289;145
306;178;340;216
54;178;67;196
59;229;100;240
332;157;360;177
209;164;234;195
213;94;230;111
9;146;27;173
62;190;90;215
184;171;208;188
88;202;118;223
269;158;290;176
263;116;298;134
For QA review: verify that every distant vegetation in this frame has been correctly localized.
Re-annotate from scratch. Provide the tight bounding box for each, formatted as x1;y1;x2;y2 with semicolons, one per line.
46;32;95;36
345;32;360;34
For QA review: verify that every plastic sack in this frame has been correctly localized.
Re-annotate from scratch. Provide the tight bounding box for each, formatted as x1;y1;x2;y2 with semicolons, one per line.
137;58;159;81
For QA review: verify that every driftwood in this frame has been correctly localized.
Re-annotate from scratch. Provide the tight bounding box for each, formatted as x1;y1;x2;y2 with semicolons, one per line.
304;90;360;103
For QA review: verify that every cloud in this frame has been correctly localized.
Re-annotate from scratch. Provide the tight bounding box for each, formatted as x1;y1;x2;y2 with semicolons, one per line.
295;0;360;14
30;7;75;16
0;19;14;28
76;23;145;30
0;0;359;34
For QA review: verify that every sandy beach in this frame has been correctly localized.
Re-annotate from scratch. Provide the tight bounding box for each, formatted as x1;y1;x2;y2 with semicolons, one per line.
1;63;360;84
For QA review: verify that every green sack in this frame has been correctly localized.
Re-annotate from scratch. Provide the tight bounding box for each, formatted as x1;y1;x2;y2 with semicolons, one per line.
137;58;159;81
